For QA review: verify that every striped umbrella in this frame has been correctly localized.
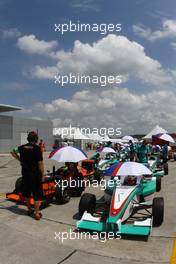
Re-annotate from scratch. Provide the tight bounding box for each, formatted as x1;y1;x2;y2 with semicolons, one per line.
104;162;152;176
154;133;175;144
49;146;88;163
101;147;116;153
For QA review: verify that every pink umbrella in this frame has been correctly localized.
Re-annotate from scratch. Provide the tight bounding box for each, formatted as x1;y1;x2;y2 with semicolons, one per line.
154;133;175;144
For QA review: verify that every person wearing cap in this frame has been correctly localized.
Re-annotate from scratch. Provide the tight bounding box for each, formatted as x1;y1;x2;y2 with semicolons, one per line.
90;153;100;162
106;141;113;148
11;131;44;220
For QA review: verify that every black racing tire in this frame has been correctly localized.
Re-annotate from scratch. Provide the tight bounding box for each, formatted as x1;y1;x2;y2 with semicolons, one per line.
163;163;168;175
78;193;96;217
152;197;164;227
156;177;161;192
55;187;71;204
14;177;22;193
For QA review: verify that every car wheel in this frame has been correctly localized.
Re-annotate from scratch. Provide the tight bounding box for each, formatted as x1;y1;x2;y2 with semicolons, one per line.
55;187;71;204
163;163;168;175
152;197;164;227
156;177;161;192
14;177;22;193
79;193;96;217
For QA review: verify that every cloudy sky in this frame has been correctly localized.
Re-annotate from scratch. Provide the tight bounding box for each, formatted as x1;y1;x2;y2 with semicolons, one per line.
0;0;176;135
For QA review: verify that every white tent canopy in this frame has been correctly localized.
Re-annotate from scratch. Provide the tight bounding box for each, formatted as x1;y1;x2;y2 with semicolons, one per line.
53;127;108;142
143;125;168;139
53;127;90;140
101;135;111;142
109;138;123;143
87;133;104;141
73;129;90;140
122;135;135;142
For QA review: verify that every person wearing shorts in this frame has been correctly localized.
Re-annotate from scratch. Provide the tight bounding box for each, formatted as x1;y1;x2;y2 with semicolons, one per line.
11;131;44;220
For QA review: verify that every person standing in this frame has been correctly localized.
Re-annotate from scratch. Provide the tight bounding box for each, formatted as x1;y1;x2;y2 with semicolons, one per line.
137;140;149;164
162;142;169;164
106;141;113;148
11;131;44;220
129;140;136;161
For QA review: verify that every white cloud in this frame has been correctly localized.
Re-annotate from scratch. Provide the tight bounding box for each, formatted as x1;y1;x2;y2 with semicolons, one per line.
35;87;176;135
1;28;21;39
17;34;58;55
133;19;176;41
32;65;58;79
71;0;99;11
32;34;172;86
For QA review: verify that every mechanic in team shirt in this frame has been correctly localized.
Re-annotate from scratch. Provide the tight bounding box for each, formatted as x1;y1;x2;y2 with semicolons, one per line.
11;131;44;220
136;139;149;164
162;142;169;164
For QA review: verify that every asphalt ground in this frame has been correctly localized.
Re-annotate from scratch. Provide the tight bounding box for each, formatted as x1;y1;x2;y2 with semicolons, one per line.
0;152;175;264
